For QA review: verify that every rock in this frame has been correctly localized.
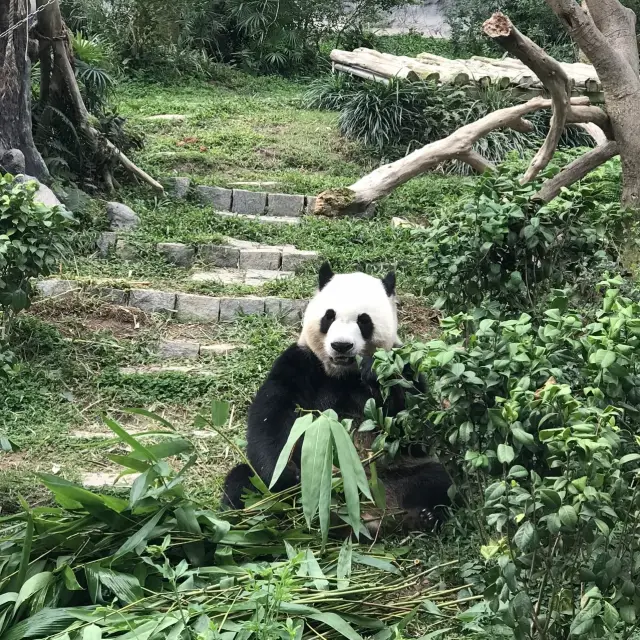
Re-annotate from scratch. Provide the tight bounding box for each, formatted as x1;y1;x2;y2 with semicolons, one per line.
144;114;185;121
223;237;259;249
129;289;176;314
265;297;308;323
219;297;266;321
200;343;238;356
157;340;200;359
157;242;195;268
391;216;421;229
244;269;293;286
230;181;280;187
175;293;220;322
36;279;77;298
231;189;267;215
196;185;232;211
198;244;240;268
115;239;138;261
60;186;92;213
162;177;191;199
14;174;61;207
106;202;140;230
267;193;305;217
190;270;244;284
0;149;25;175
120;365;214;376
96;232;118;257
239;248;281;270
281;248;318;271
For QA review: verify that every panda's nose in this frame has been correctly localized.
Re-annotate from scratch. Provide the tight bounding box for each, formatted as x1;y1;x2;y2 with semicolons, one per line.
331;341;353;354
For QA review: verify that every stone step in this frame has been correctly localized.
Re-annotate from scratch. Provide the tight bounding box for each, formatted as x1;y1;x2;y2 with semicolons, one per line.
190;268;293;286
119;365;216;376
156;341;238;359
213;211;300;225
81;472;139;487
96;233;318;270
36;279;308;323
71;428;219;440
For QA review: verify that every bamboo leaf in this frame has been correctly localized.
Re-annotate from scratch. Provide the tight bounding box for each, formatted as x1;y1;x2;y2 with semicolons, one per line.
107;454;151;473
123;408;176;431
82;624;102;640
211;400;230;427
352;552;400;575
305;549;329;591
14;573;53;613
336;539;352;590
308;612;363;640
102;416;156;462
301;417;332;533
113;507;167;559
270;413;314;489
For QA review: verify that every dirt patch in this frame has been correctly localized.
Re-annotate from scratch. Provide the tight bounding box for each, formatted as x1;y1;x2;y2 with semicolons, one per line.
30;299;152;339
398;296;441;340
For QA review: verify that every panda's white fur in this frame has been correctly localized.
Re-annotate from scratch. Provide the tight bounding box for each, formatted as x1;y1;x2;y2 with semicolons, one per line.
298;270;400;376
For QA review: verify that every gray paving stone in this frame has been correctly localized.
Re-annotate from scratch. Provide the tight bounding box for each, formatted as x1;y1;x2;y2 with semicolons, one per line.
223;237;259;249
96;232;118;257
88;287;128;305
306;196;317;214
157;340;200;359
196;186;232;211
191;270;244;284
281;298;308;323
199;244;240;268
239;248;281;270
157;242;196;268
175;293;220;322
214;211;300;225
82;472;139;487
120;365;214;376
36;279;78;298
267;193;304;217
129;289;176;314
231;189;267;215
144;114;185;121
281;248;318;271
199;343;238;356
244;269;293;286
162;177;191;199
219;297;266;321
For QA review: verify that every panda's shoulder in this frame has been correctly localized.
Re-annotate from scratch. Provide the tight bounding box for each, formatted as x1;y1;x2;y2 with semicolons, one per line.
267;344;324;382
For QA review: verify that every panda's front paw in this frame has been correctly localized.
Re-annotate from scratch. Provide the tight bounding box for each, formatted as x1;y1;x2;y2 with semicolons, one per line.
420;508;437;531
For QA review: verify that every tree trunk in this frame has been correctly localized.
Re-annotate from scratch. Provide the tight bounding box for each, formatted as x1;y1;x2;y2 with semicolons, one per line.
546;0;640;208
0;0;49;179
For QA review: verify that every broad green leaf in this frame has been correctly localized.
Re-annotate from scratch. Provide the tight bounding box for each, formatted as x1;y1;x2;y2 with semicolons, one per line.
300;417;333;532
570;598;601;636
497;444;514;464
133;437;193;461
97;569;143;604
113;507;167;559
62;566;83;591
1;607;78;640
619;453;640;466
37;474;116;520
14;572;53;612
270;413;314;489
336;539;352;590
352;552;400;575
107;454;151;473
559;505;578;529
16;509;33;593
603;602;619;631
513;521;535;551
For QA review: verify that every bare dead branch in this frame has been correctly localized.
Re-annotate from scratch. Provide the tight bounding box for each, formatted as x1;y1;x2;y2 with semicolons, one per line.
483;13;570;184
535;140;618;202
459;151;495;174
575;122;608;146
567;105;614;139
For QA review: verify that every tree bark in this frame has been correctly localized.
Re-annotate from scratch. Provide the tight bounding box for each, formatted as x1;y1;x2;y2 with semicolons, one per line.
546;0;640;208
0;0;49;179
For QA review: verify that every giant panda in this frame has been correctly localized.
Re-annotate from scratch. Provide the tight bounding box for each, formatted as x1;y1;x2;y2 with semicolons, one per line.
222;262;452;533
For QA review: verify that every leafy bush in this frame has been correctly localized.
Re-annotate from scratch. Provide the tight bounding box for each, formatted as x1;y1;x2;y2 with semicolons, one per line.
62;0;411;77
370;282;640;637
413;158;627;313
0;175;74;338
303;76;594;172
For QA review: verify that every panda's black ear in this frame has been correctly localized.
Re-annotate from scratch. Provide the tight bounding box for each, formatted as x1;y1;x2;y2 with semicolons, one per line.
382;271;396;297
318;262;334;290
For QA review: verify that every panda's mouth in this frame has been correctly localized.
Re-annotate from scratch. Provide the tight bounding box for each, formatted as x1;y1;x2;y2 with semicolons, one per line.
330;355;356;366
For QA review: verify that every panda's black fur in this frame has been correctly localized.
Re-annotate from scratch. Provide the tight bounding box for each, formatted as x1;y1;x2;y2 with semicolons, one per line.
222;264;452;533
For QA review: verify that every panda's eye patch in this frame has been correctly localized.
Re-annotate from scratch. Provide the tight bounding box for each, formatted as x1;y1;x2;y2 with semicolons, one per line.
357;313;374;340
320;309;336;334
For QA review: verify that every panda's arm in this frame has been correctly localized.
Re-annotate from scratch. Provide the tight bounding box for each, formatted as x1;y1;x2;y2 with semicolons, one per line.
246;345;313;492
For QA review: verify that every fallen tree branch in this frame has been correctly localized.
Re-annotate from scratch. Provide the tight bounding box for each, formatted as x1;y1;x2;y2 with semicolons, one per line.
534;140;618;202
314;96;587;216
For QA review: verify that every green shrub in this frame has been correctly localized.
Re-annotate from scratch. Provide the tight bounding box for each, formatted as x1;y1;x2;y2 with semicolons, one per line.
303;76;594;172
0;175;74;339
413;158;627;313
370;283;640;637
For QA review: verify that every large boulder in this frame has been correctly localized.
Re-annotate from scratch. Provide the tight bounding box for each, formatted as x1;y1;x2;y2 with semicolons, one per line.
106;202;140;230
0;149;26;175
14;174;62;208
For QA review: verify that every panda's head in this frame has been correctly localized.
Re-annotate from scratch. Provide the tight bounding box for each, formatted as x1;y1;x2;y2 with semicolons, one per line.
299;262;400;376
